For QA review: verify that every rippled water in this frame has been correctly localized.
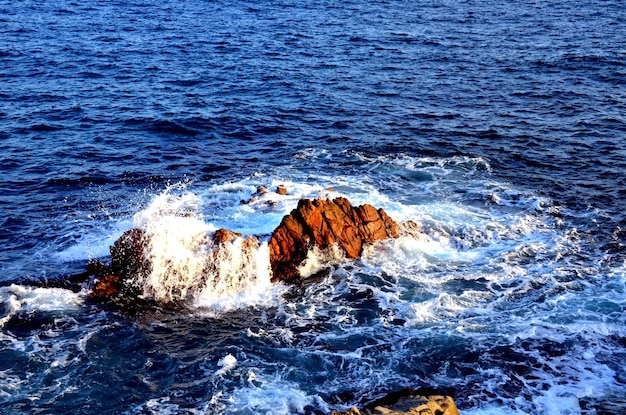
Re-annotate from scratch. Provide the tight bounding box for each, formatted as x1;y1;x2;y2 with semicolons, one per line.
1;0;625;414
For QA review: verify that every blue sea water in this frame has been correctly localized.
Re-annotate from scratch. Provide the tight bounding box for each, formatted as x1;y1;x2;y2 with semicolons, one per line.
1;0;625;414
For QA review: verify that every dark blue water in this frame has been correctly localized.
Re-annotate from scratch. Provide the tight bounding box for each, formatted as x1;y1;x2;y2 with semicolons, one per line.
1;1;625;414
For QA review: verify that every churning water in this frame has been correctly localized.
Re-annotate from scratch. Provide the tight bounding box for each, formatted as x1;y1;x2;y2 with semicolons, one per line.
1;1;625;414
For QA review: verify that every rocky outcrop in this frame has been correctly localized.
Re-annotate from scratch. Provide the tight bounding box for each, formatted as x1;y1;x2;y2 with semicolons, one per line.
89;227;253;302
330;388;460;415
268;197;400;281
88;197;403;300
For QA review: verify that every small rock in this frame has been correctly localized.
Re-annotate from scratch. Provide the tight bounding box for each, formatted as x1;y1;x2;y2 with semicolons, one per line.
213;228;243;244
276;184;288;195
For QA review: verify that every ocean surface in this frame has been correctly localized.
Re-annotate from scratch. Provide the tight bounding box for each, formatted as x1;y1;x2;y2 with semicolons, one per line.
1;0;625;414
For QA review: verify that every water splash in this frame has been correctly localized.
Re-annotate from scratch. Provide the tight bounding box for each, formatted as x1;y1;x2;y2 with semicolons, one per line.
192;237;273;309
129;189;273;307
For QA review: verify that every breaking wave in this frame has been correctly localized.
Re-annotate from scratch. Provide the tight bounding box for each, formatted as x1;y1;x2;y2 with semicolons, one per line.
4;154;623;414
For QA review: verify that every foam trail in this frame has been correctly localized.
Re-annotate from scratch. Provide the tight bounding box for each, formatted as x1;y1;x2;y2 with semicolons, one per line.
0;285;83;316
0;285;84;337
219;378;330;415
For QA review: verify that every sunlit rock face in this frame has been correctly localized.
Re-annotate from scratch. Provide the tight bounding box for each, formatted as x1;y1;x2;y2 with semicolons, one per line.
268;197;400;282
330;388;460;415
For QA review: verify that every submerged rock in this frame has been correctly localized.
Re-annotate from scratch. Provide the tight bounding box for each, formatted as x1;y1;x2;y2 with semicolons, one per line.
268;197;400;281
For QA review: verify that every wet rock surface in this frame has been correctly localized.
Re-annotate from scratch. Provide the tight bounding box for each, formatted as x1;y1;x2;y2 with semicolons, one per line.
330;388;460;415
268;197;400;282
86;197;404;301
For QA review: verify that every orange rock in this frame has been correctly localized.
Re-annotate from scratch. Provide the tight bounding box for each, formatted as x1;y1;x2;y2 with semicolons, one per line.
213;228;243;244
91;275;120;298
329;388;460;415
276;184;288;195
268;197;400;281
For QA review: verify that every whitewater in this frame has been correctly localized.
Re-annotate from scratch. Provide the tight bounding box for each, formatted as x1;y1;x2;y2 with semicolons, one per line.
2;154;624;414
1;0;625;413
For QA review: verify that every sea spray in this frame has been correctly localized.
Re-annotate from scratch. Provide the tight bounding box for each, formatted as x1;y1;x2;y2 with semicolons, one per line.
192;237;273;308
296;245;347;278
141;214;213;303
129;190;273;305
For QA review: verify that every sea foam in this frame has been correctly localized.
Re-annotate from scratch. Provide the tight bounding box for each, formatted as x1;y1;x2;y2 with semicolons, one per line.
127;189;276;308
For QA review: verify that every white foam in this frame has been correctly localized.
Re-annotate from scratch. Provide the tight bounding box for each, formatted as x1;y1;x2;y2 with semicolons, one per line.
220;377;330;415
133;187;205;230
406;293;467;324
197;239;272;302
375;234;481;267
140;227;274;305
0;285;83;325
297;245;346;278
139;215;213;303
215;354;237;376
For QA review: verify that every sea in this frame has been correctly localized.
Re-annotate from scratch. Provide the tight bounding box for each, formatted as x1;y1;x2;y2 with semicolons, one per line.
1;1;625;414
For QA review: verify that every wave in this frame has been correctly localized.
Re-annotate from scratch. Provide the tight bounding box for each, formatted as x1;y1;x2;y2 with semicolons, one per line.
14;154;621;414
52;155;564;309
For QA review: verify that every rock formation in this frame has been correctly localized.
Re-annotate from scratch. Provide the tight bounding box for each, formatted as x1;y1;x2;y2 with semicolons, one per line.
330;388;460;415
268;197;400;281
89;227;256;302
87;196;403;301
